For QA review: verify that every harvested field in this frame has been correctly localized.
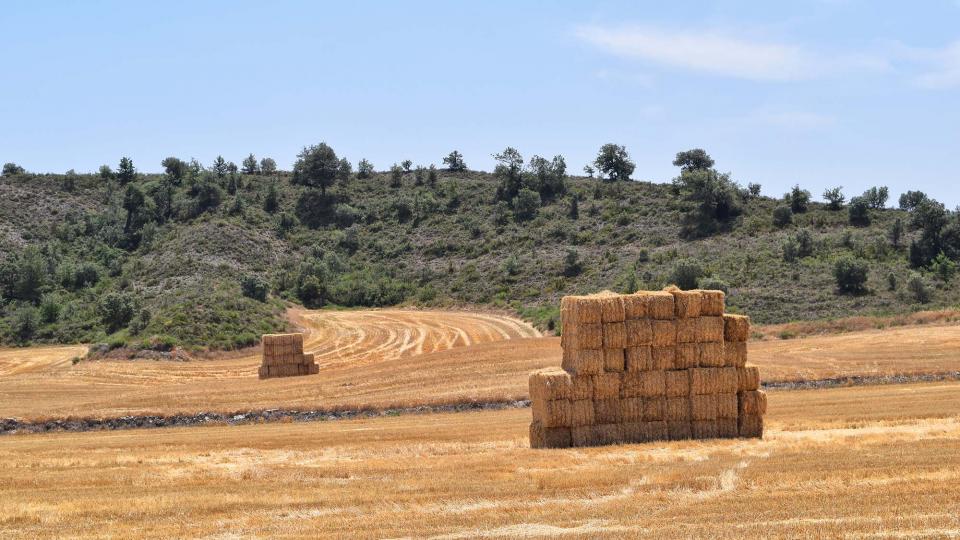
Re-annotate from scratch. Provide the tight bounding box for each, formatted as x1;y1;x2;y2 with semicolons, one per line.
1;382;959;539
1;313;959;421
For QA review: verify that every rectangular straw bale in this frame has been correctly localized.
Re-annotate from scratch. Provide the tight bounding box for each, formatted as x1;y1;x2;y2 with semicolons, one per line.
665;397;691;421
737;366;761;391
592;424;621;446
621;397;644;422
697;317;725;343
561;296;602;325
622;293;649;320
303;352;315;365
691;394;719;420
594;398;622;424
689;368;720;395
717;418;738;438
724;342;747;368
723;314;750;342
291;333;304;349
739;390;768;416
570;426;593;447
651;320;677;347
258;366;269;379
309;364;319;375
739;415;764;438
641;370;666;398
569;323;603;350
625;319;653;346
620;422;648;444
648;420;668;441
603;348;625;372
561;349;603;376
675;343;699;369
592;373;621;399
717;393;738;419
568;375;594;401
602;322;627;349
698;343;724;367
569;400;595;426
717;367;739;393
532;399;572;428
692;420;719;439
529;421;572;449
599;295;626;323
529;368;574;402
648;291;676;320
625;346;653;372
643;396;666;421
620;372;643;398
670;289;702;318
668;421;692;440
699;290;725;316
651;346;676;370
665;370;690;397
676;318;698;343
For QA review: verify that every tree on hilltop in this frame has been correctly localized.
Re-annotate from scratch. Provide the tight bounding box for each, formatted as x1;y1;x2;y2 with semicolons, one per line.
593;144;634;182
293;143;340;195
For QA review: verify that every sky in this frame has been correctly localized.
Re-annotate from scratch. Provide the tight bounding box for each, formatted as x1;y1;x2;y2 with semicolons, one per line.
2;0;959;205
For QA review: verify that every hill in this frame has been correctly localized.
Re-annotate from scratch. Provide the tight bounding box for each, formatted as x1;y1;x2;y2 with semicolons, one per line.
0;152;957;350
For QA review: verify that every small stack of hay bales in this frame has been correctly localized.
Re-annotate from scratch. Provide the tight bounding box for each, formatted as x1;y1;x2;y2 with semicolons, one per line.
258;333;319;379
530;289;766;448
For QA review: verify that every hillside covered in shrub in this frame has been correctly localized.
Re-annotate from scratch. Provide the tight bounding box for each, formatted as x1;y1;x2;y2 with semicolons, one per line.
1;146;958;350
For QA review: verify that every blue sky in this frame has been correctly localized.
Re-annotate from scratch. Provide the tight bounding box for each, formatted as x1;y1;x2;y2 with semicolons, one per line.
2;1;959;205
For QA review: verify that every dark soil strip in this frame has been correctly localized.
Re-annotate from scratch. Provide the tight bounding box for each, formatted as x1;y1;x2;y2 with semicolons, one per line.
3;372;959;435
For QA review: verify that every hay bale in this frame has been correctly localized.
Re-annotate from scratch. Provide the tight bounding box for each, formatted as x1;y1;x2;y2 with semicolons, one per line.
561;296;602;325
651;320;677;347
670;289;702;318
561;349;604;376
738;415;764;438
532;399;572;427
569;400;595;426
648;291;675;320
717;418;738;438
592;373;621;399
717;393;738;419
737;366;760;391
621;397;644;423
689;368;720;395
258;366;269;379
692;420;719;439
648;420;669;441
724;342;747;368
738;390;768;416
602;322;627;349
676;318;698;343
303;352;316;365
668;421;692;440
592;424;621;446
651;346;676;370
622;293;650;320
568;375;594;401
594;398;622;424
697;317;725;343
621;422;648;444
603;348;625;372
665;397;691;421
691;394;719;421
641;370;666;398
700;342;724;367
665;371;690;397
600;295;626;323
570;426;593;447
699;290;725;316
625;319;653;346
529;368;574;401
570;323;603;350
643;396;666;421
675;343;699;369
625;346;653;372
620;372;643;398
309;364;319;375
718;367;739;393
529;421;572;449
723;314;750;342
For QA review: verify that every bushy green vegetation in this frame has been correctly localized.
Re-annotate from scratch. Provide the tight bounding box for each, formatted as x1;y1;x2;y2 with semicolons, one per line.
2;146;959;348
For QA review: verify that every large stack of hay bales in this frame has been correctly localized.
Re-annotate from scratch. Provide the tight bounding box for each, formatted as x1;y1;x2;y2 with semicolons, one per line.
530;289;766;448
258;333;319;379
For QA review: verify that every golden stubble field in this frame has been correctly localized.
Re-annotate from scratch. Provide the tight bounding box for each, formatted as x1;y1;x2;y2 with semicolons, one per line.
1;382;960;538
1;309;959;420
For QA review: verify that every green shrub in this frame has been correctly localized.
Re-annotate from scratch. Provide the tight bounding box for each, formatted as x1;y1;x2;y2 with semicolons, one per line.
11;306;40;344
98;292;136;333
241;275;269;302
907;274;931;303
772;205;793;228
699;277;729;294
513;188;541;221
833;256;869;294
848;197;871;226
670;259;704;290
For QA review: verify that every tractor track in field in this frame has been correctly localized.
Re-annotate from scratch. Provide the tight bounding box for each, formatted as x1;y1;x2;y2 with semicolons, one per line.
4;371;959;436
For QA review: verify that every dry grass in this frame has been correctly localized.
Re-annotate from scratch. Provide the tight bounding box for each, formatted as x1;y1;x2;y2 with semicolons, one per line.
1;381;959;539
2;311;960;421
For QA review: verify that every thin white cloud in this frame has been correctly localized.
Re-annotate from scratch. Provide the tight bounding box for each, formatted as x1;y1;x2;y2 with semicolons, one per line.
750;110;837;130
576;24;886;82
913;41;960;89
